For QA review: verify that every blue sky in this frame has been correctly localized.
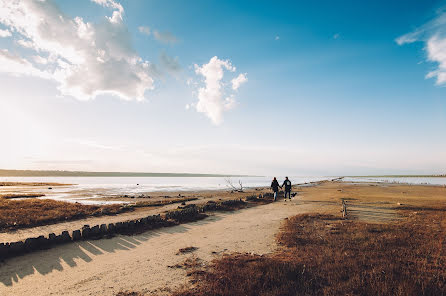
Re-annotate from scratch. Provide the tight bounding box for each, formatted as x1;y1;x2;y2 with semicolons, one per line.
0;0;445;175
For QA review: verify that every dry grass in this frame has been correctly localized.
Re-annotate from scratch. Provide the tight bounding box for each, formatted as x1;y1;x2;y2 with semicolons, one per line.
177;246;198;255
174;207;446;296
0;198;127;231
0;193;45;199
115;291;144;296
132;197;198;208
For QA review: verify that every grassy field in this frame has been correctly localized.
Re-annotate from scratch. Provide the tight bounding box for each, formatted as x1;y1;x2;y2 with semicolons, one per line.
0;193;45;199
174;207;446;296
0;198;127;231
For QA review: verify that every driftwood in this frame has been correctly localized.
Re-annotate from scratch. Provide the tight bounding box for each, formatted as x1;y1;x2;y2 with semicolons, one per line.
225;178;244;192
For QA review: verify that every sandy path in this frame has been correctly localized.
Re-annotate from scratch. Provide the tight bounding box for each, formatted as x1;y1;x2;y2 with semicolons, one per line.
0;199;333;296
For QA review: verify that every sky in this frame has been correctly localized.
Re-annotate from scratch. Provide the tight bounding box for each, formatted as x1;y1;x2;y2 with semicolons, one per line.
0;0;446;176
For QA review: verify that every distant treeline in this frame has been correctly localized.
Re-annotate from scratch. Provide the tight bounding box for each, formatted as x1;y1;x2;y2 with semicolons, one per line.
0;169;246;178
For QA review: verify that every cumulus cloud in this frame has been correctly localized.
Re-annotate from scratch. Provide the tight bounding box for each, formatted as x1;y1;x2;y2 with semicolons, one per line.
397;10;446;85
231;73;247;90
193;56;247;125
0;28;10;37
0;0;156;101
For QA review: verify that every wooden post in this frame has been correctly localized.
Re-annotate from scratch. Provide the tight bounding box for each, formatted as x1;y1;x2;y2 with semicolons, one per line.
342;199;347;219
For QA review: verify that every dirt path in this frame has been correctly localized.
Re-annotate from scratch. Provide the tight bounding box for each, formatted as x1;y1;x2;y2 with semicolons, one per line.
0;198;336;296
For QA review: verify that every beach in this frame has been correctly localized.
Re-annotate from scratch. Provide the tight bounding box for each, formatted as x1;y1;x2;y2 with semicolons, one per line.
0;180;445;295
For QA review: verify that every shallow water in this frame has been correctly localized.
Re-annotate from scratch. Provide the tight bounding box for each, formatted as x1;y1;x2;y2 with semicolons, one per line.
344;176;446;186
0;176;331;205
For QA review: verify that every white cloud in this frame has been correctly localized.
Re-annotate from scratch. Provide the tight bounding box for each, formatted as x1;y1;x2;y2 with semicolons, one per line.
153;30;177;44
0;49;51;78
397;10;446;85
17;39;34;48
90;0;124;23
193;56;247;125
138;26;151;35
0;0;155;101
0;28;10;37
231;73;247;90
32;55;48;64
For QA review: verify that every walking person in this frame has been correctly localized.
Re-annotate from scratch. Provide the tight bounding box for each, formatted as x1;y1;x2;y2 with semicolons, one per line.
271;177;280;201
282;176;292;201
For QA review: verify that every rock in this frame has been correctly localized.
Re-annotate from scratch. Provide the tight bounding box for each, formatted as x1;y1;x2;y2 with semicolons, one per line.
61;231;71;242
121;221;129;230
10;241;25;254
100;224;107;234
24;237;38;250
0;243;10;258
37;235;48;249
91;225;100;236
72;230;82;241
108;223;116;234
48;233;57;243
115;222;123;232
81;226;91;239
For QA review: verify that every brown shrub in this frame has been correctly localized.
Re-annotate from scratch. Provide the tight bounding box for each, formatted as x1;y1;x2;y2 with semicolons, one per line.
0;198;126;231
0;193;45;199
174;208;446;296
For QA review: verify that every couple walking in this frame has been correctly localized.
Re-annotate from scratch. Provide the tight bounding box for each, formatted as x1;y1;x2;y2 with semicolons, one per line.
271;176;292;202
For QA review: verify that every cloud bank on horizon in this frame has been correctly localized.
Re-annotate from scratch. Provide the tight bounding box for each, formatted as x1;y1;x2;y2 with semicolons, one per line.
0;0;246;124
397;8;446;86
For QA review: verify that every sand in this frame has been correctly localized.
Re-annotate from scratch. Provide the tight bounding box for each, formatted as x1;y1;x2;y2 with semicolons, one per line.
0;181;444;295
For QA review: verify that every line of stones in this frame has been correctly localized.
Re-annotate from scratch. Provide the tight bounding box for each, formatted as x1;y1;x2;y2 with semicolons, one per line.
0;199;246;260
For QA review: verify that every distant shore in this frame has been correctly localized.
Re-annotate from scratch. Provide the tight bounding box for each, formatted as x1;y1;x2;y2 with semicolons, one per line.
0;169;254;178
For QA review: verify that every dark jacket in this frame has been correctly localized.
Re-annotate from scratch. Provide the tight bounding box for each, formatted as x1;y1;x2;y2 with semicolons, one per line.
282;179;292;192
271;180;280;192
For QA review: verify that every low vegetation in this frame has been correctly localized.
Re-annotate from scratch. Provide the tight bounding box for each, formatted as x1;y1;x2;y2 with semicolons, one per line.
131;197;198;208
0;198;128;231
177;246;199;255
0;193;45;199
174;207;446;296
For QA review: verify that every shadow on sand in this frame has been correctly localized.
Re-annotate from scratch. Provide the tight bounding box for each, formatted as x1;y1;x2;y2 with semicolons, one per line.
0;213;228;287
